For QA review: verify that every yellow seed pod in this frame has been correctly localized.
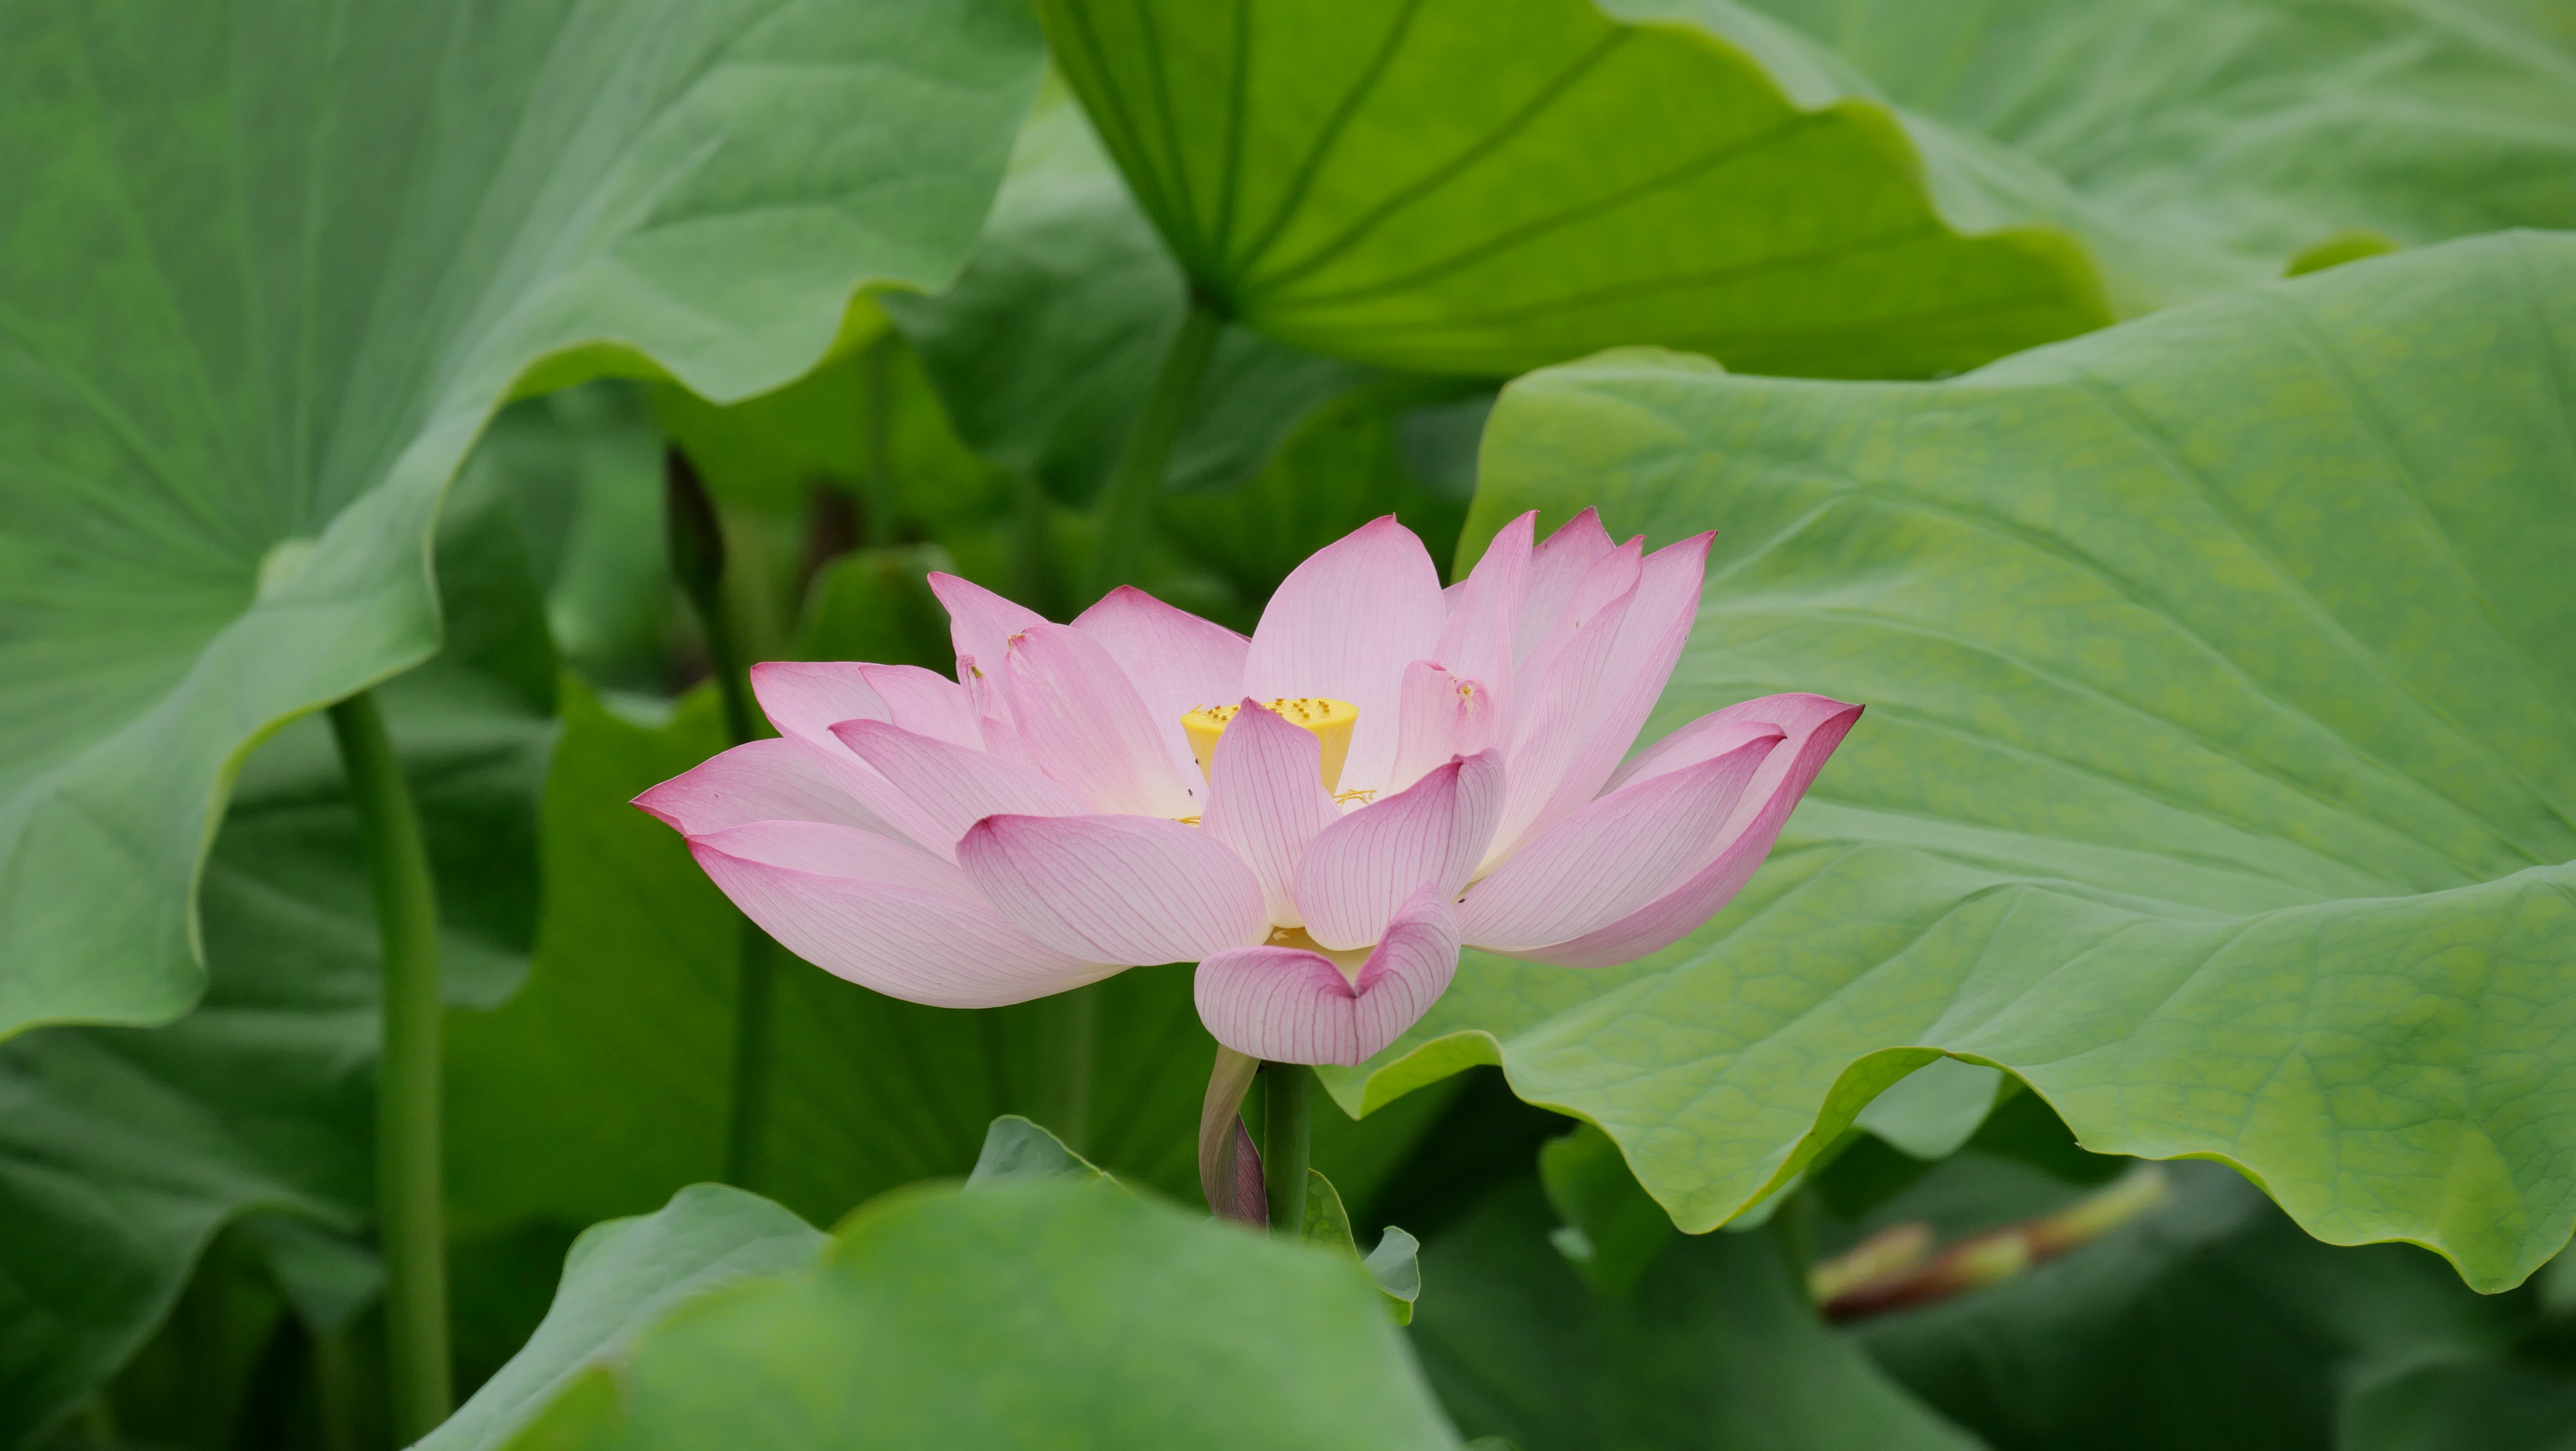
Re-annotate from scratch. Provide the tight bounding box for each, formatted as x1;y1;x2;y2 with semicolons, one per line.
1182;697;1358;794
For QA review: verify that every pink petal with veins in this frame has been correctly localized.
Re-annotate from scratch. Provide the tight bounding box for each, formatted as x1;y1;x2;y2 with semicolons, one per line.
1194;890;1460;1065
958;813;1269;966
633;738;892;837
1459;722;1779;950
1295;751;1502;952
1483;698;1862;967
1514;508;1615;665
1242;516;1446;796
691;820;1112;1008
1005;622;1203;819
1387;661;1497;796
1073;585;1248;785
1202;701;1342;928
1434;510;1533;711
832;719;1092;859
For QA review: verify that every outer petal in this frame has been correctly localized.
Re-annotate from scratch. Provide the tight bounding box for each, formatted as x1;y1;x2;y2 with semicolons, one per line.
927;571;1045;721
1202;701;1342;928
1433;510;1533;710
1294;751;1503;952
1483;575;1635;869
1514;507;1615;665
1193;891;1460;1065
831;719;1093;859
690;820;1111;1008
1484;698;1864;968
749;661;949;851
750;660;889;742
1610;692;1857;791
633;737;892;837
1073;585;1249;785
854;663;983;749
1242;516;1447;796
1386;660;1498;796
1503;532;1715;857
1005;622;1203;819
1459;723;1780;950
958;813;1269;966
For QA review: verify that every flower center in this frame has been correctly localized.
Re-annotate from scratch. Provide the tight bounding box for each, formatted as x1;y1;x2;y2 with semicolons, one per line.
1182;698;1357;794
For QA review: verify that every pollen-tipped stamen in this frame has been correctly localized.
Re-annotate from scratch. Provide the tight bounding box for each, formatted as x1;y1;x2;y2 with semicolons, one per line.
1184;698;1358;794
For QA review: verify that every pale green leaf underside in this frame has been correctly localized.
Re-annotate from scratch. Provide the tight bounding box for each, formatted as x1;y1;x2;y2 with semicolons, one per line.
1734;0;2576;277
423;1184;828;1451
499;1182;1462;1450
1331;233;2576;1291
1037;0;2117;379
0;0;1044;1036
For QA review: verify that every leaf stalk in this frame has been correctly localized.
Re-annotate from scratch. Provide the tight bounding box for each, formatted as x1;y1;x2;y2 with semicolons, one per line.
326;691;451;1440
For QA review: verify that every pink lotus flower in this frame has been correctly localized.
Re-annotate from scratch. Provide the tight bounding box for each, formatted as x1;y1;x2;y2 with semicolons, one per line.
635;513;1858;1066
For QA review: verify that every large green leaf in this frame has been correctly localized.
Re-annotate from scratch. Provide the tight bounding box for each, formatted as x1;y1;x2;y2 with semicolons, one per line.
424;1185;826;1451
1036;0;2576;379
1328;232;2576;1291
1856;1161;2530;1451
0;473;556;1446
500;1181;1462;1450
1410;1183;1977;1450
0;0;1045;1037
1735;0;2576;272
1036;0;2118;377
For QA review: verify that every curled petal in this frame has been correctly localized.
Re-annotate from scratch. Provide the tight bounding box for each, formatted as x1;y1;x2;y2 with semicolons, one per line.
1202;702;1341;929
832;719;1091;859
958;813;1269;966
1610;692;1857;791
1194;891;1460;1065
1484;578;1635;868
1243;516;1447;796
1005;623;1201;819
1484;698;1864;968
690;821;1110;1008
1459;723;1780;950
1074;585;1249;785
1295;751;1503;951
633;738;893;837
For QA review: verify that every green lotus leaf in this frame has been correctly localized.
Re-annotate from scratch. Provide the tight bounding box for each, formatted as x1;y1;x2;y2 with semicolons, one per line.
0;472;556;1446
1328;232;2576;1291
1034;0;2123;378
0;0;1045;1038
424;1185;827;1451
497;1181;1463;1451
1735;0;2576;272
1411;1184;1975;1450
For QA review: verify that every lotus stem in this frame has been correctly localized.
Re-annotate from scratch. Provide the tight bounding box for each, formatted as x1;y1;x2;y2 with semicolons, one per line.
326;691;451;1439
1261;1060;1312;1234
1083;292;1223;602
1037;983;1100;1152
667;445;777;1189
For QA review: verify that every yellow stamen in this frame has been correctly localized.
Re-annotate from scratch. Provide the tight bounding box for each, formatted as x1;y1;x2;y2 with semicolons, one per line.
1182;697;1358;794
